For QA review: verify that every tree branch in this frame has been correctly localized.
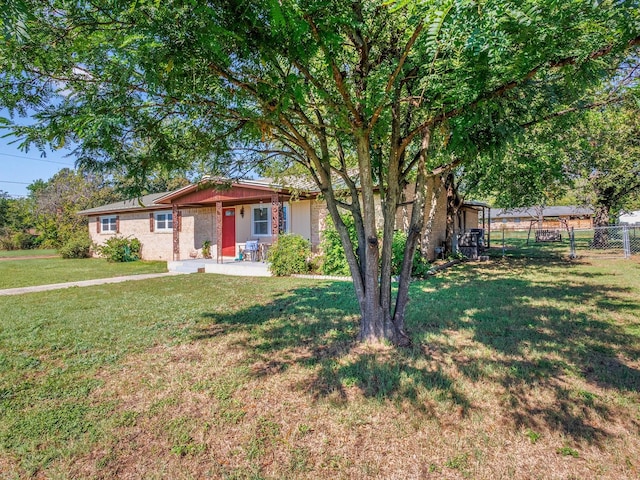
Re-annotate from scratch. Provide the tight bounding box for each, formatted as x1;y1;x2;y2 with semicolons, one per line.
368;22;423;134
399;34;640;155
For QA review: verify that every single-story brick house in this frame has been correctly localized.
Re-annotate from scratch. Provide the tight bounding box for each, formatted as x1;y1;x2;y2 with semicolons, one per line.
79;177;488;262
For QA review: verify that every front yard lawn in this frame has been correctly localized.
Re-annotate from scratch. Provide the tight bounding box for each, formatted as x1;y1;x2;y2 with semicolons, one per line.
0;257;638;479
0;257;167;289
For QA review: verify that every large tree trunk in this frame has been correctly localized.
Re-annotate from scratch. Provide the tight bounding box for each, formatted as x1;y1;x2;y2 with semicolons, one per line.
353;132;388;343
534;205;545;229
391;129;432;345
444;173;462;255
420;175;444;259
592;204;611;248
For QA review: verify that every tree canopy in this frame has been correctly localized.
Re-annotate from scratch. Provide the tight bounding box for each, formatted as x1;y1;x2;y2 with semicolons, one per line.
564;100;640;226
2;0;639;343
460;55;640;213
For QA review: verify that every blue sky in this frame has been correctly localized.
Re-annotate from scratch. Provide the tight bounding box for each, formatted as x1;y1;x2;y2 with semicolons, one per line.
0;134;76;198
0;110;77;198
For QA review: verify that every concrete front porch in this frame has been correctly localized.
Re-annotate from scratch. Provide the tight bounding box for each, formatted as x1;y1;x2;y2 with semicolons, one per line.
168;258;271;276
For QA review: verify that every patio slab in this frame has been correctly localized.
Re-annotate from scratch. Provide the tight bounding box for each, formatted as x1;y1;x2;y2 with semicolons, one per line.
168;259;271;276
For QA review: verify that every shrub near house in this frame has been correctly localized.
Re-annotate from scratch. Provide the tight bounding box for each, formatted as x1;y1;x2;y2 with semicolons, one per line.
58;231;93;259
268;234;311;276
98;236;141;262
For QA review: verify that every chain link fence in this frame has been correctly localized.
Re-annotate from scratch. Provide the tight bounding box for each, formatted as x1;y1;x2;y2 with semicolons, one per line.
488;228;569;259
488;226;640;259
570;226;640;259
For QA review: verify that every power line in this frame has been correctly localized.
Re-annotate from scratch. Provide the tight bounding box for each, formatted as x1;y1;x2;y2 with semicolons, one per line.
0;180;31;185
0;152;75;166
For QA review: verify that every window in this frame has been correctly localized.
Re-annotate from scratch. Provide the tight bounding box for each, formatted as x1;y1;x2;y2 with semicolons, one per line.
101;216;117;233
252;206;269;236
280;205;288;233
155;212;173;231
251;203;289;237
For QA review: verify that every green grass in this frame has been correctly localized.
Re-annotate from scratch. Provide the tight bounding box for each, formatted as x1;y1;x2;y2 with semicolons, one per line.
0;258;639;478
488;229;571;259
0;257;167;289
0;248;58;258
489;228;638;259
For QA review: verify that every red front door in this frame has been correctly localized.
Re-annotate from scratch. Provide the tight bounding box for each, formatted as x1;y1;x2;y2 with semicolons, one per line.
221;208;236;257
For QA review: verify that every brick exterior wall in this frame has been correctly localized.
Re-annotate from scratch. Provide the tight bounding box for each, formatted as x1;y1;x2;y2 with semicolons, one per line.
90;207;219;261
399;179;483;260
423;185;449;261
290;200;312;245
310;199;327;252
179;207;216;259
307;188;477;261
89;211;174;261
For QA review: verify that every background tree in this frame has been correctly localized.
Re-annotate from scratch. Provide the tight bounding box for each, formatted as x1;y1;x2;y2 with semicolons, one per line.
2;1;639;344
111;172;192;199
565;102;640;228
462;93;639;243
28;169;116;248
0;191;10;230
459;122;569;209
0;190;36;249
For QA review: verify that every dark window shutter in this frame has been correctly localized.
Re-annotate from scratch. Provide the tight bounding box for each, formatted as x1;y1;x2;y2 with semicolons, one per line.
97;217;101;233
149;213;154;232
116;216;120;233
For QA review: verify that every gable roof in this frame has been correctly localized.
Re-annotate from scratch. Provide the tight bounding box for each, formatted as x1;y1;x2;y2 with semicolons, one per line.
79;176;491;217
77;192;172;216
154;176;310;204
76;176;318;216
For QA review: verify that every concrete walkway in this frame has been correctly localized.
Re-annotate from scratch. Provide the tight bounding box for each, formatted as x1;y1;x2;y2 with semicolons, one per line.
0;272;185;296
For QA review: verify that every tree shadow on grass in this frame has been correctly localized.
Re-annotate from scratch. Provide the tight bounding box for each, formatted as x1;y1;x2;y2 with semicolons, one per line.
406;260;640;445
195;282;471;416
193;257;639;446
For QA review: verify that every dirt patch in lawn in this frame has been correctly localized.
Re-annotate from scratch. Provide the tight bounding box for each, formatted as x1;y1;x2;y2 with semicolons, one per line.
0;255;58;261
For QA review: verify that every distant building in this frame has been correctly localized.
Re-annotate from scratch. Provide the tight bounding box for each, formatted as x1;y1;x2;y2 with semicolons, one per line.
619;210;640;225
489;206;594;231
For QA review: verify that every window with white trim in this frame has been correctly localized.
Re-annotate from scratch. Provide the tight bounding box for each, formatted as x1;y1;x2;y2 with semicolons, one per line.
252;206;269;236
251;203;289;237
155;211;173;231
101;216;117;233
